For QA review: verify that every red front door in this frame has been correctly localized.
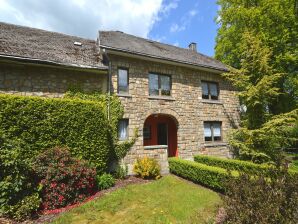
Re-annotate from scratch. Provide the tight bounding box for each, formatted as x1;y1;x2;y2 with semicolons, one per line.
144;114;178;157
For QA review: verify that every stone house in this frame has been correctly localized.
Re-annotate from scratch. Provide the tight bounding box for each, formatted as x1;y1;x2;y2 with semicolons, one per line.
0;22;240;173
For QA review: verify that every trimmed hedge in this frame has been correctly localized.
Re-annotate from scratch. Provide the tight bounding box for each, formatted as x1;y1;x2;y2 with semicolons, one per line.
194;155;270;175
0;94;111;173
168;157;237;191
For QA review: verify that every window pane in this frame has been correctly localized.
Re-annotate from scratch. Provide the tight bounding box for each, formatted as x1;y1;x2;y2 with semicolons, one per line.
118;69;128;93
210;83;218;99
143;126;151;140
118;120;128;140
149;73;159;96
160;75;171;96
213;123;221;137
202;82;209;99
204;123;212;137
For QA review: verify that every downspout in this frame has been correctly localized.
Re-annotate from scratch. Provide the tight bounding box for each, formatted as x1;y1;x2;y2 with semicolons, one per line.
103;48;111;121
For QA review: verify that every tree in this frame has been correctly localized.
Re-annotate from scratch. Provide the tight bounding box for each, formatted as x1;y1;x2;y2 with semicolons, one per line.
215;0;298;162
216;0;298;114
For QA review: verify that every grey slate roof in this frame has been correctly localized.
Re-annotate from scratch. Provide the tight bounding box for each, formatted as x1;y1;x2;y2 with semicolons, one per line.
99;31;227;71
0;22;106;69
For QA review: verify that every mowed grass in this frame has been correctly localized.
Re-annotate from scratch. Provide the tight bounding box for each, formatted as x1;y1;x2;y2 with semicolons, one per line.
52;175;221;224
290;159;298;172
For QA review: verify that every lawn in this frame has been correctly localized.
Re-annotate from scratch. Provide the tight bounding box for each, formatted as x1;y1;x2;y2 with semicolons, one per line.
52;175;221;224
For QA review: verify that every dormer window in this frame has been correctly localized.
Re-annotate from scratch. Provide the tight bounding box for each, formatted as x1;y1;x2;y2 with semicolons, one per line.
118;68;129;94
149;73;171;96
202;81;219;100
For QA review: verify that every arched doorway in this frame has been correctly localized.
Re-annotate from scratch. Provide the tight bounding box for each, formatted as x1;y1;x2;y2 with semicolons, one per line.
143;114;178;157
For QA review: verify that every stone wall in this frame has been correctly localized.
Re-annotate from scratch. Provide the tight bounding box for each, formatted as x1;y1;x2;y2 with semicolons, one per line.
0;60;107;97
109;55;240;173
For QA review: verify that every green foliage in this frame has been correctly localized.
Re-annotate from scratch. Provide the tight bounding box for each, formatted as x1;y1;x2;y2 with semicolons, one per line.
34;147;97;210
216;0;298;162
113;163;128;179
0;133;38;219
64;90;137;162
0;93;112;173
133;157;161;179
229;109;298;162
7;193;41;221
222;32;284;129
168;158;237;191
96;173;115;190
115;128;139;159
222;168;298;224
216;0;297;113
194;155;270;175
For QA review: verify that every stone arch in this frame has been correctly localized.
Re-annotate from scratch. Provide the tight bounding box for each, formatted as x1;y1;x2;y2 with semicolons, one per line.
143;108;180;128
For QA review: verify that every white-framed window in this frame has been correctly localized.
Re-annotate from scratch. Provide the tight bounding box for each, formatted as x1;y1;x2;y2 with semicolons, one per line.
118;119;129;140
201;81;219;100
149;73;171;96
118;68;129;94
204;121;222;142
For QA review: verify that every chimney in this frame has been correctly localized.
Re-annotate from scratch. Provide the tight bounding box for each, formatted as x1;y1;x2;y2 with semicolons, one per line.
188;42;197;52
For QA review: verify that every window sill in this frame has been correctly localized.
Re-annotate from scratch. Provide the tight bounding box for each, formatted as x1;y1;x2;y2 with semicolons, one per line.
204;142;228;147
202;99;223;105
148;96;175;101
117;93;132;98
144;145;168;150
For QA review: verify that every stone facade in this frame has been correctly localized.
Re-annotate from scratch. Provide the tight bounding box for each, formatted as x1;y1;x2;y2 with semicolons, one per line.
0;55;240;174
0;60;107;97
109;55;240;173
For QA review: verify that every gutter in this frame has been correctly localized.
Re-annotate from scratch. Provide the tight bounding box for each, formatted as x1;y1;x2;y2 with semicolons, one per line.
99;45;228;73
0;54;108;71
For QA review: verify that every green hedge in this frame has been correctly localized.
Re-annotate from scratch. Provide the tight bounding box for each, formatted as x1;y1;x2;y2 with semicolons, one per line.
194;155;270;175
168;158;237;191
0;94;111;173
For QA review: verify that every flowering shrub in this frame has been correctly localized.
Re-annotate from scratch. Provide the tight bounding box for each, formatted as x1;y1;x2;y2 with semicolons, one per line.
133;157;161;179
34;147;97;210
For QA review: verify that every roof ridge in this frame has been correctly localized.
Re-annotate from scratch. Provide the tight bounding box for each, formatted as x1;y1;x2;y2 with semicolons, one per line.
0;21;95;42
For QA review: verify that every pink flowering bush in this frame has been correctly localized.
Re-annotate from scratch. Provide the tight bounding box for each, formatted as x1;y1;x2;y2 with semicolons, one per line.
34;147;97;210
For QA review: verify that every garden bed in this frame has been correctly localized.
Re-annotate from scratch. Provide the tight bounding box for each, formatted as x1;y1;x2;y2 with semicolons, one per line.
0;176;152;224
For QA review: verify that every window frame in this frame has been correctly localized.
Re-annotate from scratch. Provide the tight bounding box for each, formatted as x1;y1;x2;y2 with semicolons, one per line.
117;67;129;94
118;119;129;140
148;72;172;96
203;121;222;142
143;125;151;140
201;81;219;100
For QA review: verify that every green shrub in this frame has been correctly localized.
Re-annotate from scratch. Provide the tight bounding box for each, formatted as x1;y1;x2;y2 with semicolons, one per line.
169;158;237;191
8;193;41;221
96;173;115;190
222;168;298;224
133;157;161;179
114;164;128;179
34;147;97;210
0;94;112;173
0;134;38;220
194;155;270;175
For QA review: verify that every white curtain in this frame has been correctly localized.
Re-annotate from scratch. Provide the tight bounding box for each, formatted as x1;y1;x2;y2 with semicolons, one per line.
204;123;211;137
202;82;208;95
149;73;159;95
118;120;127;140
213;123;221;137
210;83;218;96
119;69;128;87
161;75;170;90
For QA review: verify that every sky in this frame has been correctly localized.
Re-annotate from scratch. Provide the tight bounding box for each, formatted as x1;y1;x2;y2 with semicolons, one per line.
0;0;220;56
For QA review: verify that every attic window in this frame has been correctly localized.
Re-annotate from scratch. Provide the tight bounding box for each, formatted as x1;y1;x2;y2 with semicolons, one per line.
74;41;82;46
